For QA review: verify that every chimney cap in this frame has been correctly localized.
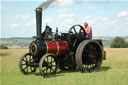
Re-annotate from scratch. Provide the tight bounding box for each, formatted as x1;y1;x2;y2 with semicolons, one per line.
35;8;43;12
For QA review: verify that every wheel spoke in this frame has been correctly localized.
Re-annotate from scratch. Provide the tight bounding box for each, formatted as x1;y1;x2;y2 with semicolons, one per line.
47;56;48;62
26;66;28;72
22;64;26;66
23;66;27;70
51;57;52;63
87;44;92;55
84;48;89;55
29;55;31;61
51;60;55;63
25;56;28;61
30;67;33;72
43;68;47;72
89;45;92;55
87;65;88;70
51;68;54;72
44;62;48;67
50;68;52;73
46;68;48;74
22;59;26;62
73;28;77;34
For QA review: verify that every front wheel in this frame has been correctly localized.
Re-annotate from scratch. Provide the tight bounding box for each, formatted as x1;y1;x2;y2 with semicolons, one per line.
19;53;36;74
39;53;58;77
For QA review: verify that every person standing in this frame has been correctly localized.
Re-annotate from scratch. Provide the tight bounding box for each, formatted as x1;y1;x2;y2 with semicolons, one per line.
83;22;92;40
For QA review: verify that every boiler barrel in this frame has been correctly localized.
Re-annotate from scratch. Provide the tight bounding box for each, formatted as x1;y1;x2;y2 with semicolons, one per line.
46;41;68;55
29;40;68;57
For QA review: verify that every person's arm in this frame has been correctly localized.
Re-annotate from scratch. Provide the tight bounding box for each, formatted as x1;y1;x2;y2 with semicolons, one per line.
85;26;92;38
85;26;91;34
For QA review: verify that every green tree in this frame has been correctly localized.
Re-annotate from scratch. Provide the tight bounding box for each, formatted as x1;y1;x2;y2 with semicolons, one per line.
110;37;128;48
0;45;8;49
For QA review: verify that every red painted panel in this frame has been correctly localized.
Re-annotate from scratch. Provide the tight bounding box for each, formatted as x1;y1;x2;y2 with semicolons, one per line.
46;41;57;55
46;41;68;55
58;41;68;55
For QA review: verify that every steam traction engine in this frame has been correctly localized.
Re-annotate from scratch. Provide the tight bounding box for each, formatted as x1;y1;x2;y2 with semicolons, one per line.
19;8;106;77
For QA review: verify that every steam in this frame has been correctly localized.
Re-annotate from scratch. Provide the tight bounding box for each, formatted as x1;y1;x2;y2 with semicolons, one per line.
37;0;56;9
37;0;74;9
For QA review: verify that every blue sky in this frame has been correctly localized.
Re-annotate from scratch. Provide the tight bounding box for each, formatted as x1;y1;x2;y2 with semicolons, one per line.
1;0;128;38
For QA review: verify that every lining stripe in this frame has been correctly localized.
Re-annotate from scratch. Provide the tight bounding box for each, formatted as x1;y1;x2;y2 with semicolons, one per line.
45;41;48;53
56;42;59;55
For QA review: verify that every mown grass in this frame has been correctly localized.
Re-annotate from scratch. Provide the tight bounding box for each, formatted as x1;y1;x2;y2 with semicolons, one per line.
0;48;128;85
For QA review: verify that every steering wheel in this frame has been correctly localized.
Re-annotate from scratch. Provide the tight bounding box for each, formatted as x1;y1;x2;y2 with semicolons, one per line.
68;24;86;48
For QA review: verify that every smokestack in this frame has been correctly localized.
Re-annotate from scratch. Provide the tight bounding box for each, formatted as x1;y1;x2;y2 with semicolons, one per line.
35;8;42;38
35;0;56;38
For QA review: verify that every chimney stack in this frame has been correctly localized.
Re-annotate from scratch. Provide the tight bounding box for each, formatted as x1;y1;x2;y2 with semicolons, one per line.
35;8;42;39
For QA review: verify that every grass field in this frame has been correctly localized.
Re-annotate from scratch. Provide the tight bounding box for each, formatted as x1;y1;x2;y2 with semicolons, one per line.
0;48;128;85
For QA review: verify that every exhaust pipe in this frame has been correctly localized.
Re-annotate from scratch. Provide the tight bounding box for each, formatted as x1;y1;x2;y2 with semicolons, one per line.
35;8;42;39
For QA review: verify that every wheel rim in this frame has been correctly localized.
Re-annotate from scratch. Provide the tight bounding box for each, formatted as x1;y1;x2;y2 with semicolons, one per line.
39;54;58;77
19;53;36;74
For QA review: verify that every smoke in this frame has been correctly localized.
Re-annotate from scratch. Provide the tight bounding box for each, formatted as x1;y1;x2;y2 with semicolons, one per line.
37;0;56;9
37;0;74;9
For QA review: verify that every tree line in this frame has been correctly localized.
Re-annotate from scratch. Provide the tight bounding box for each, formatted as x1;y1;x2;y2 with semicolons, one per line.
110;37;128;48
0;37;128;49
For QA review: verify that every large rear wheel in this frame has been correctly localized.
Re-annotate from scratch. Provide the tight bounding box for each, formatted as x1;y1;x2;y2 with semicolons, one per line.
75;40;102;72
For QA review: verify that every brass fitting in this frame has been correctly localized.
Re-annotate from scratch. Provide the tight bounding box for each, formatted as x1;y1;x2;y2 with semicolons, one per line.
36;8;43;12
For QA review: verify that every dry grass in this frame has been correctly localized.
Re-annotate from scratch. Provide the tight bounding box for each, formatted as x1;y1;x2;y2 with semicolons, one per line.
0;48;128;85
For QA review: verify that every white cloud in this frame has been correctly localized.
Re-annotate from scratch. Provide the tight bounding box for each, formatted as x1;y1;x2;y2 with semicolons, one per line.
124;29;128;32
85;16;91;19
89;5;96;9
27;18;54;27
59;14;74;18
27;19;36;26
54;0;73;6
118;11;128;17
111;21;115;24
64;18;74;23
83;16;110;25
0;6;9;11
56;8;69;13
93;16;109;22
9;24;19;28
60;18;74;27
16;14;31;19
44;18;54;23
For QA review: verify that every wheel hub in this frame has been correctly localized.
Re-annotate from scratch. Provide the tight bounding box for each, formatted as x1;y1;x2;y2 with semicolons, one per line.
48;63;52;68
26;61;32;66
